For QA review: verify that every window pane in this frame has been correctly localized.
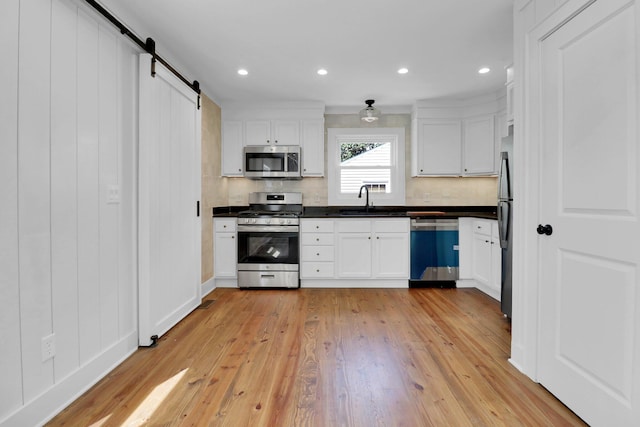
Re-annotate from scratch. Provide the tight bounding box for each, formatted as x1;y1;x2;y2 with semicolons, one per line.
340;168;391;193
340;142;390;166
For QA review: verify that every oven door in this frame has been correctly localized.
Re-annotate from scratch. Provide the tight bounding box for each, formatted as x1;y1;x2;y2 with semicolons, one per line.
237;225;299;267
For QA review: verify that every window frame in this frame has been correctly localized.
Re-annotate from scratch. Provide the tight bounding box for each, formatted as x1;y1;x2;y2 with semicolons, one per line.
327;127;405;206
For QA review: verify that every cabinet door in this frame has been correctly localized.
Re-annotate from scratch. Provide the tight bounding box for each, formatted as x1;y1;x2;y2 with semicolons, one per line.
490;222;501;293
457;217;474;279
272;120;299;145
214;233;237;278
415;119;462;175
221;120;244;176
336;233;372;278
463;115;495;175
472;233;492;286
374;232;409;278
301;119;324;176
245;120;271;145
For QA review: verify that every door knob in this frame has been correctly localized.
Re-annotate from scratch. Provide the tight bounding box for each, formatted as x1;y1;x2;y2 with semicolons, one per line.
537;224;553;235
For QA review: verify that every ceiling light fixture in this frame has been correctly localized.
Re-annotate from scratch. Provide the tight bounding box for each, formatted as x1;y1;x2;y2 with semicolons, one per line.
237;69;248;76
478;67;491;74
359;99;381;123
397;67;409;74
317;68;328;75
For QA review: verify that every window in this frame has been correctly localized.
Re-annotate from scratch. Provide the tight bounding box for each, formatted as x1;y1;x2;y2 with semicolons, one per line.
327;128;405;206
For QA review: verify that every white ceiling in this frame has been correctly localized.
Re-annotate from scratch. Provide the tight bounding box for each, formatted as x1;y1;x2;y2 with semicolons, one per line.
99;0;514;111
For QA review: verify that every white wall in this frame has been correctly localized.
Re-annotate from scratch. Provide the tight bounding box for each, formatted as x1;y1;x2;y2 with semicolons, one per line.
0;0;139;425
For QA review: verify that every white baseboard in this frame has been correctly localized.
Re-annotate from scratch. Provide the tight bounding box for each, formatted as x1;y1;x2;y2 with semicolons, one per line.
215;277;238;288
1;331;138;427
201;276;215;297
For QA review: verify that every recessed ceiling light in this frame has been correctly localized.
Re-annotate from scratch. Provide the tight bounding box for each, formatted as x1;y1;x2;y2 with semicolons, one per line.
237;69;248;76
317;69;328;76
397;67;409;74
478;67;491;74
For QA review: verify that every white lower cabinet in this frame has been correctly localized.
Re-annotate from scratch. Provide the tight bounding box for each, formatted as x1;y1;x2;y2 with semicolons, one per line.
458;217;501;300
213;218;237;286
301;218;409;287
300;219;335;278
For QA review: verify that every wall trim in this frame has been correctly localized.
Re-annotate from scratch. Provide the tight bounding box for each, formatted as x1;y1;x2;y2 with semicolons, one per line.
0;332;138;427
201;276;215;298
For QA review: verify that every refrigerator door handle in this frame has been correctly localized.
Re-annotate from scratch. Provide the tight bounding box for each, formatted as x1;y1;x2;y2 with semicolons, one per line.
498;201;510;248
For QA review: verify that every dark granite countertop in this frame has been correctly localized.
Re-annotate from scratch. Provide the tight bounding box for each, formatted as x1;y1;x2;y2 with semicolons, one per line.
213;205;497;220
302;206;497;219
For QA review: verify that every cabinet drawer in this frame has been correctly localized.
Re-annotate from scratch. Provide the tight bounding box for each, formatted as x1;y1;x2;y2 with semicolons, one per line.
302;245;334;262
301;233;334;246
301;220;334;233
214;218;237;232
473;219;491;236
301;262;334;278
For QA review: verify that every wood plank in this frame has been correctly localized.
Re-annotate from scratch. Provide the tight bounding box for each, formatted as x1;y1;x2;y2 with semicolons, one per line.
0;0;23;416
47;288;587;426
18;0;54;401
50;0;80;380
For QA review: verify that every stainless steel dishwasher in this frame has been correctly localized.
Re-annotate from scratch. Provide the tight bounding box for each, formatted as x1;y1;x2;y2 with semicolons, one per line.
409;218;459;288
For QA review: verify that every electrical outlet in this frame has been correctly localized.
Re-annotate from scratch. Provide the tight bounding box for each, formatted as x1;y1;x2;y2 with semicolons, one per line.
107;184;120;204
42;334;56;362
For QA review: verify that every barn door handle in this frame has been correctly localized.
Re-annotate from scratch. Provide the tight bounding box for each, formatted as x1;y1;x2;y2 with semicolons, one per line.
537;224;553;235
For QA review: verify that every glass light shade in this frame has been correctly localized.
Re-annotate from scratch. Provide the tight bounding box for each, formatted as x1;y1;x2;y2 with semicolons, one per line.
359;100;381;122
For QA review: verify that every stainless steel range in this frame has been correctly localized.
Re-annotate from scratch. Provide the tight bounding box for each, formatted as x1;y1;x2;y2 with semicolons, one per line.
236;192;302;289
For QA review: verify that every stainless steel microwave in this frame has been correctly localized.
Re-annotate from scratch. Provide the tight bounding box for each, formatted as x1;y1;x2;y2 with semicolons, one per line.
243;145;301;179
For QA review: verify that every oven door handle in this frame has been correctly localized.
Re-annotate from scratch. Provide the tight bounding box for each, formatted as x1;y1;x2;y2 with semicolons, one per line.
237;225;299;233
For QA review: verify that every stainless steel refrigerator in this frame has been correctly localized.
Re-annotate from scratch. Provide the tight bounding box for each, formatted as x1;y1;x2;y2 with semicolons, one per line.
498;128;513;318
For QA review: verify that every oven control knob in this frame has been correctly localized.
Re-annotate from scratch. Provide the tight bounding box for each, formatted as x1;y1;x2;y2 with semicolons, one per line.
251;218;257;224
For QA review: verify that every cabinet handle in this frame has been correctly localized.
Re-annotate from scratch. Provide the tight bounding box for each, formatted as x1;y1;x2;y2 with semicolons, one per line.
376;236;379;239
267;139;270;144
316;225;319;229
274;140;278;143
316;238;320;241
368;236;371;240
231;236;235;239
317;253;320;256
485;240;490;243
316;269;320;272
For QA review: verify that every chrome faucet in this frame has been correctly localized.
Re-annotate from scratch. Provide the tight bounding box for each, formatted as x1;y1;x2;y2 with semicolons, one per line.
358;185;369;212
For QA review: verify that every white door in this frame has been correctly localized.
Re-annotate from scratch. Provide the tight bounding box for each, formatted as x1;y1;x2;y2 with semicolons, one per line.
138;54;201;346
537;0;640;424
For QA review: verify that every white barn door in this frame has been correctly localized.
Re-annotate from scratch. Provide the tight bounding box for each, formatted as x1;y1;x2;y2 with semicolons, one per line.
138;54;201;346
535;0;640;425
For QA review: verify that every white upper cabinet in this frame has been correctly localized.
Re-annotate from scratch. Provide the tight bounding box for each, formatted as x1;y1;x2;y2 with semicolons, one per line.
221;120;244;176
412;93;505;176
221;102;325;177
463;115;496;175
245;119;300;145
301;119;325;176
244;120;271;145
413;119;462;175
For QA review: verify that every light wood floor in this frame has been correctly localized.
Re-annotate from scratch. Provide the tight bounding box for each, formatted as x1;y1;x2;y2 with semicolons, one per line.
47;288;586;426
